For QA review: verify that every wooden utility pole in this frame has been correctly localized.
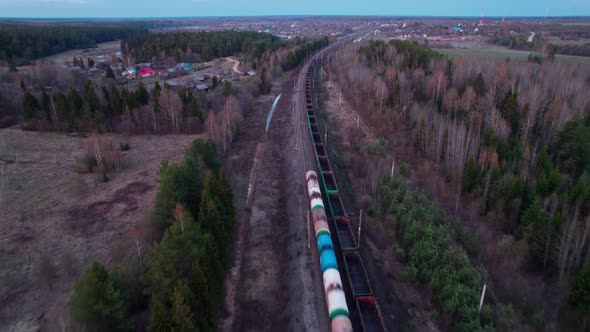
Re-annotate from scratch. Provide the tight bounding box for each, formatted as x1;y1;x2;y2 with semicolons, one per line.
391;160;395;177
357;114;360;128
357;209;363;248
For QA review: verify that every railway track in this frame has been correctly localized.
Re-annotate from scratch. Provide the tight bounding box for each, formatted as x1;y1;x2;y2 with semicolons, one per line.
294;32;386;332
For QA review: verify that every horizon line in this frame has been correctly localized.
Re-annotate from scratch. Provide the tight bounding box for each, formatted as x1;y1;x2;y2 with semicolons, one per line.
1;14;590;20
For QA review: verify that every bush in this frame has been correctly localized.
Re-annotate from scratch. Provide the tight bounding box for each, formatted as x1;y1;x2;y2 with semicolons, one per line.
120;143;130;151
400;162;409;176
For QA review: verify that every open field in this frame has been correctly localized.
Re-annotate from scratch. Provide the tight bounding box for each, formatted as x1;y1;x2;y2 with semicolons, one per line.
0;128;197;331
436;43;590;65
42;40;122;65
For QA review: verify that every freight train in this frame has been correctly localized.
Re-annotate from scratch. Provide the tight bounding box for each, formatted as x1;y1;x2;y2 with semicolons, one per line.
306;170;353;332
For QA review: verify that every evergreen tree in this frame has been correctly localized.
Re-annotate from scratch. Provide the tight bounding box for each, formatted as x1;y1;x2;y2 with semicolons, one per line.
67;89;83;126
22;91;39;121
211;76;218;90
171;283;197;332
153;82;161;97
191;95;202;123
136;82;149;106
71;262;132;332
106;66;116;79
570;266;590;312
41;90;52;122
473;73;487;97
110;86;122;116
222;80;232;97
148;294;172;332
53;92;69;122
88;57;95;67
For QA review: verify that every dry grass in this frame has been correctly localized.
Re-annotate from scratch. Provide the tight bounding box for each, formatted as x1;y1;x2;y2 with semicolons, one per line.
0;128;198;331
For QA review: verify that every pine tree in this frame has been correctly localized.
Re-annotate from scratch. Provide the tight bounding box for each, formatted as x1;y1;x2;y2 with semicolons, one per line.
41;91;52;122
148;294;172;332
191;95;202;123
211;76;218;90
136;81;149;106
53;92;69;122
473;73;487;97
67;89;83;128
106;66;116;79
153;82;162;97
22;91;39;121
171;283;197;332
88;57;95;67
570;266;590;312
110;86;122;116
71;262;132;332
222;80;232;97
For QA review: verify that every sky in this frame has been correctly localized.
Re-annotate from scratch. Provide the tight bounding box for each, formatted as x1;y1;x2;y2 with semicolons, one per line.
0;0;589;18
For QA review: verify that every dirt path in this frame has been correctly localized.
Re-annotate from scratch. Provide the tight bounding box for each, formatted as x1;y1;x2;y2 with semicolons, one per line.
219;73;328;332
225;57;244;75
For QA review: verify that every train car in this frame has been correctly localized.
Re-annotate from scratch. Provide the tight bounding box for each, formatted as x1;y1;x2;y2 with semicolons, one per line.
306;170;353;332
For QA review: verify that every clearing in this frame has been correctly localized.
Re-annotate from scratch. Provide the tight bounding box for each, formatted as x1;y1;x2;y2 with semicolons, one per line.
0;128;197;331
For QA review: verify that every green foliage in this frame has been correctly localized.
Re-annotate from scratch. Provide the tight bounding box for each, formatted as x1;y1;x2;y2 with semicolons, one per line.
570;266;590;312
136;82;149;106
0;24;147;64
554;119;590;176
120;143;130;151
71;262;132;332
463;157;482;193
22;91;39;122
143;138;234;331
360;39;443;69
473;73;487;97
125;30;285;63
382;178;486;330
222;80;232;97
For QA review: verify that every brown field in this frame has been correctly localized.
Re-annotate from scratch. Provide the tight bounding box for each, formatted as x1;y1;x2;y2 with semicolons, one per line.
0;128;197;331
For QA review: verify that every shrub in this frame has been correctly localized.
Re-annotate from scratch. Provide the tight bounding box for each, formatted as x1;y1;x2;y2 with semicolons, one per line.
120;143;130;151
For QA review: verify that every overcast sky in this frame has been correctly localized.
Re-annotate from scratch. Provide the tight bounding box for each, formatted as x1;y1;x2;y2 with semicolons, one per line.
1;0;589;18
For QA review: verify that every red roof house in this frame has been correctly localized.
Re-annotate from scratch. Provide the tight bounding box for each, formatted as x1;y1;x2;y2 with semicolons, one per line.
140;67;154;77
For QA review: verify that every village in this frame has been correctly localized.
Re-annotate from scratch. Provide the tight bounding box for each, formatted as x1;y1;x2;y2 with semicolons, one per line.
57;44;255;94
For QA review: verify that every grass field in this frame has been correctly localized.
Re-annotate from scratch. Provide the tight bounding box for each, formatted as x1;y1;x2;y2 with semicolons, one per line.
436;45;590;65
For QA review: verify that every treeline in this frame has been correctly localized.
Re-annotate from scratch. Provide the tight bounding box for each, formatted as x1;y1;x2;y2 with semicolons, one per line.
70;139;234;331
491;33;590;58
330;38;590;328
21;80;205;134
0;24;148;65
282;36;329;70
123;31;286;64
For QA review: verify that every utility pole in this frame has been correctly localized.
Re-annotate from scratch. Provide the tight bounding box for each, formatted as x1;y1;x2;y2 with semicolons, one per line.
391;160;395;177
324;124;328;148
357;209;363;248
357;114;360;129
339;90;342;106
478;283;487;314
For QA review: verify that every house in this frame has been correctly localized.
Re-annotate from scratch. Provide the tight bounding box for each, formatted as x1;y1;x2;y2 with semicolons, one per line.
140;67;154;77
245;70;256;76
176;63;194;71
88;68;100;76
195;84;209;92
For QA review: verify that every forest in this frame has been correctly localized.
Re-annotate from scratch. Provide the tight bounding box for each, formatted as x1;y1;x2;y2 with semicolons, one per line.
490;32;590;58
122;31;286;64
70;139;234;331
0;24;148;65
329;39;590;329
